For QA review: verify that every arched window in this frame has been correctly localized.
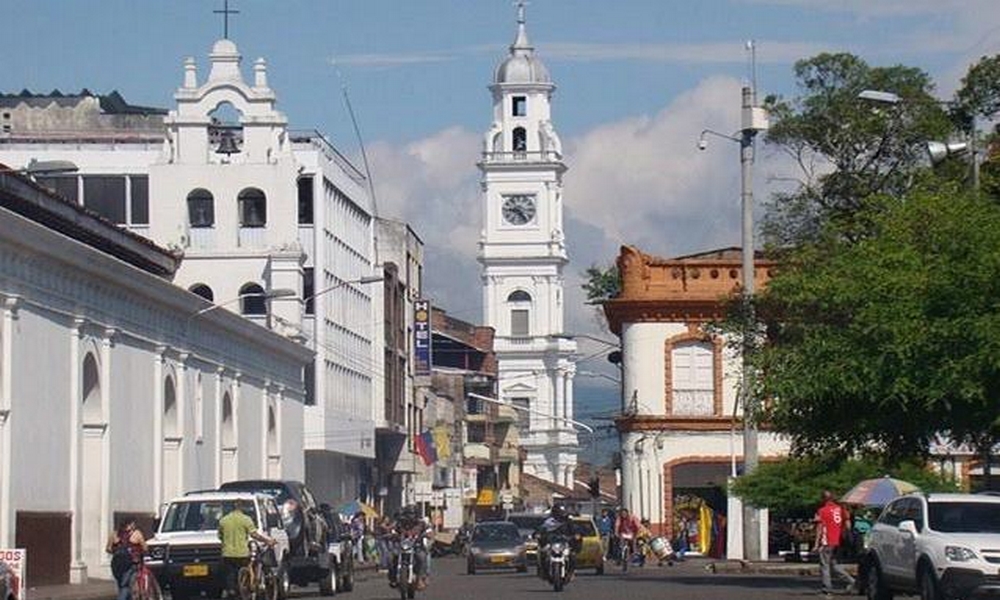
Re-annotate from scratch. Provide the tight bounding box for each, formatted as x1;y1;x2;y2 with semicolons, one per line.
238;187;267;228
512;127;527;152
187;189;215;228
221;392;235;448
82;352;101;424
189;284;214;302
164;375;179;439
240;283;266;315
507;290;532;337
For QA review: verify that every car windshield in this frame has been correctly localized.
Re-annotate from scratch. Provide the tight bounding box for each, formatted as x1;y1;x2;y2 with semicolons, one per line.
929;502;1000;533
473;523;521;543
161;500;258;533
570;521;597;537
508;516;545;533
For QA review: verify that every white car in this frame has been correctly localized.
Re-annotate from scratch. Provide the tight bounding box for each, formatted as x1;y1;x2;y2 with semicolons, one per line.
147;491;291;600
863;492;1000;600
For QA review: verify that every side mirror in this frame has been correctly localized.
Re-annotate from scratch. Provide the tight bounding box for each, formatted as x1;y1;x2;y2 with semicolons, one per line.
898;520;918;535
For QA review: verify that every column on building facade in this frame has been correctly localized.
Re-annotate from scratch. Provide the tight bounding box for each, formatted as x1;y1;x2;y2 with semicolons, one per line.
0;297;19;548
153;346;166;508
214;366;225;487
68;318;86;583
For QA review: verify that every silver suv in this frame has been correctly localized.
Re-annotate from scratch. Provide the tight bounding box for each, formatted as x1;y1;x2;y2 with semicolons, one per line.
863;493;1000;600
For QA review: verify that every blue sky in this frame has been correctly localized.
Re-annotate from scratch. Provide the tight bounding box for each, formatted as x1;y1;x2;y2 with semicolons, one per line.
5;0;1000;455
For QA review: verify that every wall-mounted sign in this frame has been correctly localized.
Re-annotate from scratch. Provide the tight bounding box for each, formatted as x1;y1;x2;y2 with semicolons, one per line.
414;300;432;376
0;548;25;600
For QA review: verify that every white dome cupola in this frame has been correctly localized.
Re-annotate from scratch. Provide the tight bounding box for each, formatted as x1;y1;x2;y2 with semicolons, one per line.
493;4;551;86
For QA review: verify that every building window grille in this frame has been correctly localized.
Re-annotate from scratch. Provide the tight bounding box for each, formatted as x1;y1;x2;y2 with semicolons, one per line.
238;188;267;228
187;188;215;228
240;282;267;315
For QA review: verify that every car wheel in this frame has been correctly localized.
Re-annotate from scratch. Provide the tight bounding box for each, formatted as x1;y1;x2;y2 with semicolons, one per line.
866;560;894;600
919;567;942;600
318;567;336;596
596;561;604;576
341;565;355;592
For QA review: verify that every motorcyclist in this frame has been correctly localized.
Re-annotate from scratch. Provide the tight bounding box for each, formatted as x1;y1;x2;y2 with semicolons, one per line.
536;504;579;581
388;505;429;591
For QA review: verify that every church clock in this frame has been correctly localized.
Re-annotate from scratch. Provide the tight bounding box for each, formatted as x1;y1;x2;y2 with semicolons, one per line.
502;194;536;225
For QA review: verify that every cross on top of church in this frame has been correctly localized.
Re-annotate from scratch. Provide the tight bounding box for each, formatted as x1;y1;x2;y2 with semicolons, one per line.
515;0;529;24
214;0;239;39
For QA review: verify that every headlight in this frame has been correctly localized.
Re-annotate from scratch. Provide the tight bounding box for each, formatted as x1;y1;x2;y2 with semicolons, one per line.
551;542;566;553
148;545;167;560
945;546;978;562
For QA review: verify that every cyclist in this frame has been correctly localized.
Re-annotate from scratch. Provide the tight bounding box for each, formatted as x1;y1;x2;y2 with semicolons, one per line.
614;508;641;566
218;500;276;599
106;518;147;600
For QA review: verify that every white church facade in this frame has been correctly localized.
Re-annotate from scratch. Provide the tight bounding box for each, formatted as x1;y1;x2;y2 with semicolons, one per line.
0;38;381;504
0;169;311;585
478;6;577;488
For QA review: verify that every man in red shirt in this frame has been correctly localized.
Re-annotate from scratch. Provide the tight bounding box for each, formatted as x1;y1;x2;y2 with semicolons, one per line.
814;490;857;595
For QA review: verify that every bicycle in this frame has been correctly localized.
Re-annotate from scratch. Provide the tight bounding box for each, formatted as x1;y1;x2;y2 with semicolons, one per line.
618;534;635;573
129;554;163;600
237;541;278;600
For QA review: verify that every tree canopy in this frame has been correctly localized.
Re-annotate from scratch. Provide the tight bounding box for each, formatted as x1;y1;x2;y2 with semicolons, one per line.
757;183;1000;459
762;52;953;246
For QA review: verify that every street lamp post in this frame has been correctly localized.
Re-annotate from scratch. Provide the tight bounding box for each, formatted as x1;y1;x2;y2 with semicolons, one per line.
189;288;298;329
698;82;768;561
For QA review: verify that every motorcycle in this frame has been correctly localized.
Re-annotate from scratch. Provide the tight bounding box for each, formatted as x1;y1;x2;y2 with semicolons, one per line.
394;537;419;600
546;538;573;592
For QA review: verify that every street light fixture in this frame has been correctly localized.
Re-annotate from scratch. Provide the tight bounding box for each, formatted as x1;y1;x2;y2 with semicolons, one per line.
858;88;980;190
190;288;297;319
302;275;384;306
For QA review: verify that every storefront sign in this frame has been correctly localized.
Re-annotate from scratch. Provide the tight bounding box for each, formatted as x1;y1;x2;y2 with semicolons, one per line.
414;300;432;376
0;548;25;600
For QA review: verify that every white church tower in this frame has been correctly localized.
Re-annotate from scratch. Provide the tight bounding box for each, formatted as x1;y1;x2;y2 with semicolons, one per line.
478;3;578;488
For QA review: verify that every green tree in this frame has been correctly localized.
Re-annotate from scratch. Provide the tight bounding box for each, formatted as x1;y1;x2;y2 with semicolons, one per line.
757;183;1000;460
762;53;952;246
581;263;620;303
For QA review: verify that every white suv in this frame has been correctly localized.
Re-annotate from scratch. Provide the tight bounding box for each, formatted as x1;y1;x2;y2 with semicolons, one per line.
863;493;1000;600
147;491;291;600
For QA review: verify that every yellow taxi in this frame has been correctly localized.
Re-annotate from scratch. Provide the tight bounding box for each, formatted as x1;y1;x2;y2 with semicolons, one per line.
569;516;605;575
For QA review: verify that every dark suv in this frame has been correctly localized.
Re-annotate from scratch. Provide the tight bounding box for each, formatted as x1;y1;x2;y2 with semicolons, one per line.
219;480;336;593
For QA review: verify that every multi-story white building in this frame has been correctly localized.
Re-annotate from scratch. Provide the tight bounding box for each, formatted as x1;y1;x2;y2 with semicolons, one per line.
478;6;577;487
0;38;380;504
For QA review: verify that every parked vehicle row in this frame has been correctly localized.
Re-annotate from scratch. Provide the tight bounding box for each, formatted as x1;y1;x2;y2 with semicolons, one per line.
147;479;355;599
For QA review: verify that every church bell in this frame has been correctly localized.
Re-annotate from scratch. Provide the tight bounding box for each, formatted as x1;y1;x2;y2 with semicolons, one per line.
215;129;240;155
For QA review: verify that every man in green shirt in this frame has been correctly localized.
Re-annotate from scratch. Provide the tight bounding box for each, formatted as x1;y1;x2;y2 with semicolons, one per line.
218;499;275;598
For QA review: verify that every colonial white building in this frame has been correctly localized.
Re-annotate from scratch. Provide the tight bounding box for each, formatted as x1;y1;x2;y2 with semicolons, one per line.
478;6;577;488
0;170;311;585
0;38;380;505
604;246;789;559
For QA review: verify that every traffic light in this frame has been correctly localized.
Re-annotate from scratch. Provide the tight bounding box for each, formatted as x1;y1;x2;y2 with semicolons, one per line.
588;477;600;498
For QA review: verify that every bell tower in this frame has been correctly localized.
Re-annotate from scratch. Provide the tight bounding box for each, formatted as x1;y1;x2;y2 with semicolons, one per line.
478;3;578;488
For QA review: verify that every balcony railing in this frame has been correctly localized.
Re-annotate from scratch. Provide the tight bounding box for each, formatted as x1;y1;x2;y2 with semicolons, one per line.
238;227;266;248
481;150;562;164
189;227;216;250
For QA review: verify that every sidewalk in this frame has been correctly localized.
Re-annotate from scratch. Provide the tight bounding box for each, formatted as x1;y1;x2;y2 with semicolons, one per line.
29;563;382;600
706;558;858;577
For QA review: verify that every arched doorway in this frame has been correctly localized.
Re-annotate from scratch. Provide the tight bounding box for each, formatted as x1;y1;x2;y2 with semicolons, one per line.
80;352;106;572
162;375;182;502
220;392;237;483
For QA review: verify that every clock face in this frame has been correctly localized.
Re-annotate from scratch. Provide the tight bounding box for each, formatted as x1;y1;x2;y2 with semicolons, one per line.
502;195;536;225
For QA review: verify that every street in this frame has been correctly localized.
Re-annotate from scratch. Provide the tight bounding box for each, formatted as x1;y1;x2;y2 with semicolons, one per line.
314;557;837;600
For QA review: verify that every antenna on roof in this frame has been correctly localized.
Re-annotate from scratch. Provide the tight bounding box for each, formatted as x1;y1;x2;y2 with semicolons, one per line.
746;39;758;104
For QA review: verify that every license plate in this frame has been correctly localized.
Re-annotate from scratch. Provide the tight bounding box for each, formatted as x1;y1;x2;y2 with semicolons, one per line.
490;556;507;564
328;543;341;555
183;564;209;577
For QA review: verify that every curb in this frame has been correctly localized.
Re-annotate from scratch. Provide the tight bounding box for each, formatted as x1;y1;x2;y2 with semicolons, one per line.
707;560;858;577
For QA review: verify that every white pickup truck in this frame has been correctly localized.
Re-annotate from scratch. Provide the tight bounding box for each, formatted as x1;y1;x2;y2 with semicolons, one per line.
863;492;1000;600
146;491;291;600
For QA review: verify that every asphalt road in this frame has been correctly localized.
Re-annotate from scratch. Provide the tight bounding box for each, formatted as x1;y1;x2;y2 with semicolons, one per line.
310;556;851;600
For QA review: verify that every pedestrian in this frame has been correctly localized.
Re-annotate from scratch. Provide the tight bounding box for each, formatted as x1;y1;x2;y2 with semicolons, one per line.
106;518;146;600
375;516;392;572
351;511;366;563
597;509;613;559
813;490;857;596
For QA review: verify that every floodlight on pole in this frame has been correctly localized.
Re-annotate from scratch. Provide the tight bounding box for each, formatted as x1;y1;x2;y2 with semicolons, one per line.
859;88;980;190
303;275;384;305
